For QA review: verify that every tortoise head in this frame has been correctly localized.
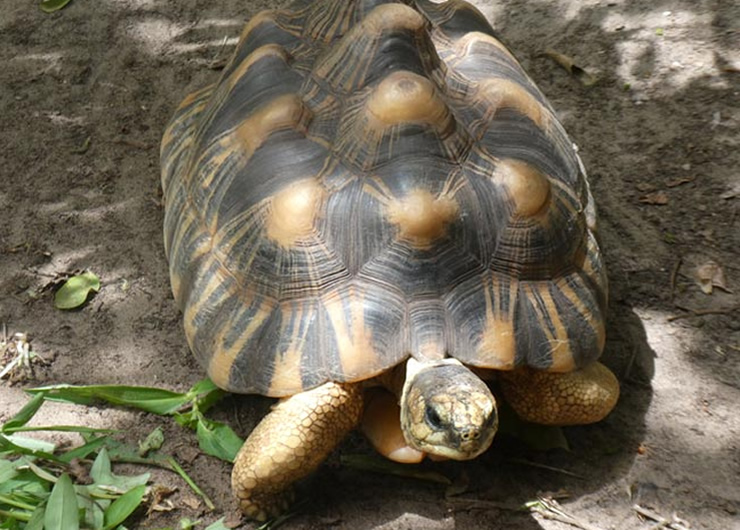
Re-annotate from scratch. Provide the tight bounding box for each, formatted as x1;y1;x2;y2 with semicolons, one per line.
399;358;497;460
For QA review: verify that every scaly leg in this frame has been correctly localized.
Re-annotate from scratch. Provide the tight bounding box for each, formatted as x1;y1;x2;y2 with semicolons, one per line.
498;362;619;425
232;381;363;521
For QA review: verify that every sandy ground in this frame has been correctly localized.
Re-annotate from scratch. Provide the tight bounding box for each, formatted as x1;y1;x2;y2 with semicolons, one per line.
1;0;739;529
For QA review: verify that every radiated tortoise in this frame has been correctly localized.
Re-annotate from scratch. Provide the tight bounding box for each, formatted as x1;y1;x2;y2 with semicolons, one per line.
160;0;619;520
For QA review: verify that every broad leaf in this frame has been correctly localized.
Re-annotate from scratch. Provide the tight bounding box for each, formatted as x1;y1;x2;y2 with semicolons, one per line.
54;271;100;309
90;448;149;492
196;419;243;462
205;517;232;530
25;505;45;530
40;0;73;13
44;474;79;530
103;484;146;529
0;434;59;461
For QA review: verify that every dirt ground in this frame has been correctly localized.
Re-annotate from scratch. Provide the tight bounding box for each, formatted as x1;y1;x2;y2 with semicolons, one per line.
1;0;739;529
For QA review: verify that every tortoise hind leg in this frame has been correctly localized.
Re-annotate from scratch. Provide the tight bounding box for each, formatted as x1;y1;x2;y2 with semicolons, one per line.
232;382;363;521
498;362;619;426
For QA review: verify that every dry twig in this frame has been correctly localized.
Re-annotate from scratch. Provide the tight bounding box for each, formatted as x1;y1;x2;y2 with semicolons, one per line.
509;458;585;479
633;504;691;530
669;257;682;303
530;497;606;530
667;305;740;322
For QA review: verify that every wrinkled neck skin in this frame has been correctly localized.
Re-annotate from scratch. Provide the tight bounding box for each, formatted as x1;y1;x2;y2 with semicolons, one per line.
399;358;498;460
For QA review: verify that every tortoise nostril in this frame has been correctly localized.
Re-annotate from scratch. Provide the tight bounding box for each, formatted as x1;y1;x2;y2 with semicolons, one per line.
461;428;480;441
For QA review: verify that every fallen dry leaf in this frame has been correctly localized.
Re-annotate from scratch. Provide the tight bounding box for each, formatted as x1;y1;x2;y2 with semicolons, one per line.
694;260;730;294
639;192;669;205
636;182;657;192
181;494;202;510
543;49;598;86
665;176;696;188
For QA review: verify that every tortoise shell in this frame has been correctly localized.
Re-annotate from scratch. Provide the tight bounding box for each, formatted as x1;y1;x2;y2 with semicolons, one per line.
160;0;607;398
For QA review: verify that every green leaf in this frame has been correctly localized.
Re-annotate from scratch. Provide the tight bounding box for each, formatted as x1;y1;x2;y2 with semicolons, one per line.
53;271;100;309
6;425;116;435
195;419;243;462
29;384;189;415
26;460;60;484
138;426;164;456
0;467;50;496
25;505;45;530
60;435;109;464
74;486;107;529
90;448;149;492
90;447;113;484
40;0;73;13
192;387;228;416
340;454;451;485
44;474;79;530
204;517;232;530
1;393;45;432
0;434;60;462
0;459;18;483
187;378;219;396
179;517;199;529
103;484;146;529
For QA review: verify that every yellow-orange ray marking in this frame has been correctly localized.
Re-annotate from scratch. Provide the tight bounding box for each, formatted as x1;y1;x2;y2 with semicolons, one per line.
522;283;575;372
478;274;517;369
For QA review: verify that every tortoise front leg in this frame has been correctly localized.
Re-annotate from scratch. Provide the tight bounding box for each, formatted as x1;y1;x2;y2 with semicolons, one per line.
232;381;363;521
498;362;619;426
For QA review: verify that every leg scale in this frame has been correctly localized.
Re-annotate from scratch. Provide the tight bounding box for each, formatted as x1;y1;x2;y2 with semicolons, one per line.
499;362;619;426
232;381;363;520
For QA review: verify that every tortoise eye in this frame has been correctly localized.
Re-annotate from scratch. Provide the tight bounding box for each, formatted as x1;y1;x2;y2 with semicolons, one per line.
425;405;443;430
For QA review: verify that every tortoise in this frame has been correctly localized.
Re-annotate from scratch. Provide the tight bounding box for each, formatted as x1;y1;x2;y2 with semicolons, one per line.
160;0;619;520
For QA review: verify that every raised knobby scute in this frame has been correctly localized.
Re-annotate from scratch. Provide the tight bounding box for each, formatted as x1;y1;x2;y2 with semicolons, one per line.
366;71;451;129
493;159;552;218
265;179;326;248
386;189;459;248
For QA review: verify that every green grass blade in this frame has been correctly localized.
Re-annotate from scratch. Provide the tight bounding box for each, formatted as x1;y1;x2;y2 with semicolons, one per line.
0;435;61;463
60;435;109;463
0;493;36;511
29;384;190;415
166;457;215;511
44;474;79;530
103;484;146;529
1;393;45;432
5;425;116;435
0;507;33;522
